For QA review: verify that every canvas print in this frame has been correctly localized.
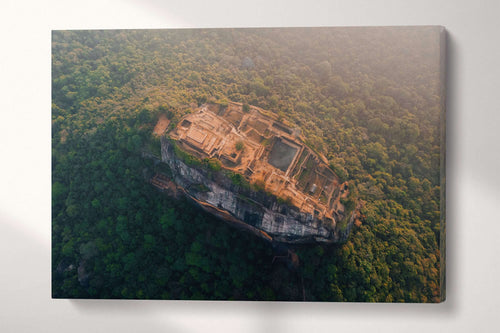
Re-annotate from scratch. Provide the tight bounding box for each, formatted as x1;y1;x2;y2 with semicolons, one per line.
52;26;446;302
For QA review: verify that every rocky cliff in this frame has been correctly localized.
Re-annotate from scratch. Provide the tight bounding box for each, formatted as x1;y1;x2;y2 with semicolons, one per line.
159;137;357;243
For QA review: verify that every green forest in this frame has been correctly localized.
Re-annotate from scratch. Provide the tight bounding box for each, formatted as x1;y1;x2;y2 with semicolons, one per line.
52;27;444;302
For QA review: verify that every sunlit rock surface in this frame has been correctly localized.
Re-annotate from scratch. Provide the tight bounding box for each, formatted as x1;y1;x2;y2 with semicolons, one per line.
156;102;357;243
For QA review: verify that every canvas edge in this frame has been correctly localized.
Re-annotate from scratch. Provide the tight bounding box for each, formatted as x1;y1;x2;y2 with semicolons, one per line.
439;26;447;303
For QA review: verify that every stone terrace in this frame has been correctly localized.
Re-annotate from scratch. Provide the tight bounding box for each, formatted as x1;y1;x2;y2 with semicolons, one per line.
167;102;346;225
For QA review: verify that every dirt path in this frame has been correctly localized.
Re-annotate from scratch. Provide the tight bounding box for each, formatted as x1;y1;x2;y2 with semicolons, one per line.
153;114;170;136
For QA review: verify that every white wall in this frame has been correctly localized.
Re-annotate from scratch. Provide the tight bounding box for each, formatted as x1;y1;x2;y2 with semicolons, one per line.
1;1;499;332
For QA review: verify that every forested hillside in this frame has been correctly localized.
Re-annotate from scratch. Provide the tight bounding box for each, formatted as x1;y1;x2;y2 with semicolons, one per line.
52;27;444;302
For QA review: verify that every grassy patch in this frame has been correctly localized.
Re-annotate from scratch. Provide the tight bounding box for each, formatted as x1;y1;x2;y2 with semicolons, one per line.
228;171;250;189
171;140;202;167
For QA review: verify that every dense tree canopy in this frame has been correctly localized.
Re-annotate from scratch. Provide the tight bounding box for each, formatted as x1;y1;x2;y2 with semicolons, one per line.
52;27;443;302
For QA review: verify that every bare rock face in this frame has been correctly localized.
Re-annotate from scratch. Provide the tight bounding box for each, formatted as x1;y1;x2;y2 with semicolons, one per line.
159;137;356;243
